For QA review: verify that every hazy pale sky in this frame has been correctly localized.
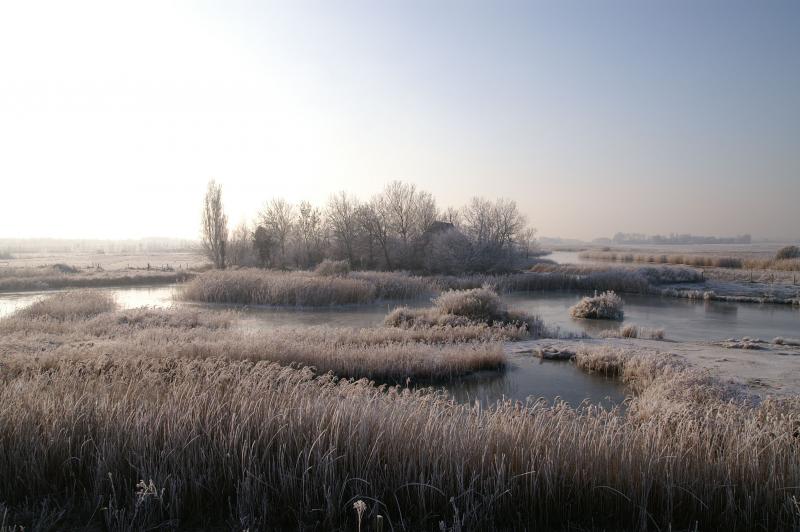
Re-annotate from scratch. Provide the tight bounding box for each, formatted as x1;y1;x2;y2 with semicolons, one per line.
1;0;798;241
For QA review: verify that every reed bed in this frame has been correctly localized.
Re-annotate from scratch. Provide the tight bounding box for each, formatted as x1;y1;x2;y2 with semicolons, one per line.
599;324;665;340
19;289;117;320
701;266;800;285
181;266;708;310
660;286;800;306
0;347;798;530
580;250;800;271
1;302;508;382
181;268;436;306
0;265;193;292
349;270;437;300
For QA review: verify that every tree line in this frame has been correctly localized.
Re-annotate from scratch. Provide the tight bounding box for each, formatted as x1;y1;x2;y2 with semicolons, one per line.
201;180;538;274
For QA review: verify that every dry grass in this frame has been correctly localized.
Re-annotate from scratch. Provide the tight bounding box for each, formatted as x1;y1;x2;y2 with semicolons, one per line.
0;344;798;530
349;271;437;300
581;250;800;272
0;304;507;382
0;265;194;292
570;291;624;320
180;266;710;311
599;324;666;340
431;265;699;293
181;268;436;306
18;290;117;320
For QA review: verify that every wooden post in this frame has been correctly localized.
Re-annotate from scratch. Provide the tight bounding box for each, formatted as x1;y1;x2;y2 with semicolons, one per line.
376;515;384;532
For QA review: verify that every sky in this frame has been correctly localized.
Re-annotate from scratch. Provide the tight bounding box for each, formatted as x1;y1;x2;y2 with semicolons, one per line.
1;0;798;241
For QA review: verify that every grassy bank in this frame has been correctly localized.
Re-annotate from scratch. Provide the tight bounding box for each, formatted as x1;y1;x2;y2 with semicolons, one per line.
180;268;436;306
181;265;708;308
0;292;510;382
0;343;797;530
0;265;195;292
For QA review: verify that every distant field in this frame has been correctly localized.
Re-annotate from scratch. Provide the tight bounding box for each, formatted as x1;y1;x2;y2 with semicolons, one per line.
1;250;207;270
573;241;797;259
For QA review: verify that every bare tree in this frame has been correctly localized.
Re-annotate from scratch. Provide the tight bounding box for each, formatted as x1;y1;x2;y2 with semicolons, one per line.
201;180;228;269
414;190;438;236
491;198;527;251
461;197;493;247
440;206;461;226
326;192;360;265
295;201;325;267
359;198;393;270
258;198;294;267
227;221;254;267
253;225;273;267
382;181;417;245
460;197;527;270
518;227;538;259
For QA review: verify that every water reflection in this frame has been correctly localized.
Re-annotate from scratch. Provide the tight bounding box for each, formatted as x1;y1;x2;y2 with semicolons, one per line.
505;292;799;342
2;284;798;343
2;283;798;407
441;354;625;408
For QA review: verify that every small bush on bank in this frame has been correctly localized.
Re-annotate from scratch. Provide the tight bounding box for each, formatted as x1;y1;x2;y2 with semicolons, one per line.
432;286;505;322
570;291;624;320
776;245;800;260
385;286;546;338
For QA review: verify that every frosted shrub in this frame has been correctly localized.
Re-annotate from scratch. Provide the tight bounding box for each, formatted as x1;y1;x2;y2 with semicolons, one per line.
385;286;547;338
776;245;800;260
432;286;505;322
569;291;624;320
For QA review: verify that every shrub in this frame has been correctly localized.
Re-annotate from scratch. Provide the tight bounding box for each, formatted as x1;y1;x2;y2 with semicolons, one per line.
432;286;505;322
52;263;80;274
384;287;546;338
776;245;800;260
569;291;624;320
